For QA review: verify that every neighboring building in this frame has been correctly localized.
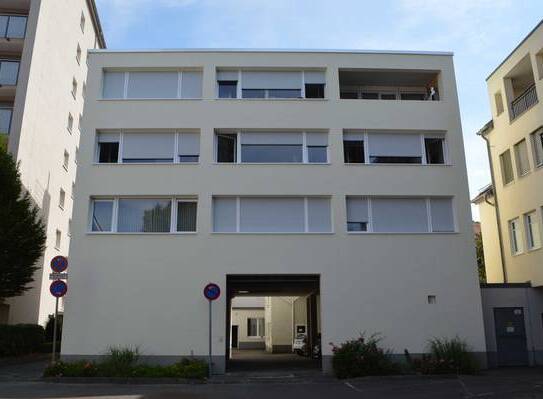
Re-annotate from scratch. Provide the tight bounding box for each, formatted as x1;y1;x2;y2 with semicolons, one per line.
0;0;105;325
62;48;486;373
474;20;543;367
230;297;265;350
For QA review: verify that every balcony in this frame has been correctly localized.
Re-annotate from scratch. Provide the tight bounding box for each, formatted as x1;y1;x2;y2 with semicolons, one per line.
511;84;538;120
339;69;440;101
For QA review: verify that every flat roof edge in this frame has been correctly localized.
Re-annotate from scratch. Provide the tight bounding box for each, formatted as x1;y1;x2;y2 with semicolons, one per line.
86;0;106;48
88;48;454;56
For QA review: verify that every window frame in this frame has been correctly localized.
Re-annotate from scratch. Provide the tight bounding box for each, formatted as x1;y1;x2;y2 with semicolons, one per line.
0;14;28;39
76;43;82;65
524;211;541;251
63;150;69;171
102;70;203;100
59;188;66;210
531;128;543;168
509;217;523;255
346;196;456;234
89;197;198;234
247;317;265;338
514;139;531;177
0;58;20;86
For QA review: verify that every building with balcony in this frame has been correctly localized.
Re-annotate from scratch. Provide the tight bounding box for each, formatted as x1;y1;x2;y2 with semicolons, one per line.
61;49;486;373
473;19;543;367
0;0;105;325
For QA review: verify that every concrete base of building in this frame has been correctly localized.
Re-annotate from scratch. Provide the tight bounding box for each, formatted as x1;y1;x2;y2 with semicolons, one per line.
271;345;292;353
238;341;266;350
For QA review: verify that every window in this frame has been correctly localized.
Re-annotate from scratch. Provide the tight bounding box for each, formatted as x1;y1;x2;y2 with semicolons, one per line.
55;230;61;250
216;131;327;164
75;147;79;164
509;218;522;255
400;92;426;101
178;133;200;162
425;138;445;164
0;15;27;39
0;60;19;85
247;317;265;337
118;198;171;233
63;150;69;170
76;44;82;64
346;196;454;233
524;211;541;250
531;128;543;167
72;78;78;98
71;182;75;198
97;133;119;163
91;200;113;232
218;81;237;98
514;139;531;176
500;150;514;184
242;71;302;99
305;84;325;98
59;189;66;209
0;106;12;135
177;201;197;232
495;92;504;115
122;132;174;163
369;133;422;164
67;114;73;133
80;12;86;32
102;70;203;99
343;133;365;163
213;196;332;233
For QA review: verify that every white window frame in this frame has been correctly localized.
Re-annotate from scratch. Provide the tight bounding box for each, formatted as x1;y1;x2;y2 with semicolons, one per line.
212;196;333;234
509;218;523;255
102;70;203;100
95;131;200;165
346;196;456;234
215;131;329;164
531;128;543;168
89;197;198;234
514;139;531;177
524;211;541;251
247;317;265;337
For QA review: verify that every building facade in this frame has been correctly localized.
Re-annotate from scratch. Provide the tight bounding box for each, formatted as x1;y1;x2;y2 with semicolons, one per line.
1;0;105;325
62;49;486;373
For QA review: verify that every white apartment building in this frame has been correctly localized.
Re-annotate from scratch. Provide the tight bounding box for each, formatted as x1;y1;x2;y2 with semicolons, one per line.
1;0;105;325
62;49;486;373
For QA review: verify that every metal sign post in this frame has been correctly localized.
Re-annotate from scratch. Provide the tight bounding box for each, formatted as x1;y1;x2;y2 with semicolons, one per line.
203;283;221;378
49;256;68;363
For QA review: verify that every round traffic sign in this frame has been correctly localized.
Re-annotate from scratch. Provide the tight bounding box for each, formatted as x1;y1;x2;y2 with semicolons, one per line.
203;283;220;301
50;256;68;273
50;280;68;297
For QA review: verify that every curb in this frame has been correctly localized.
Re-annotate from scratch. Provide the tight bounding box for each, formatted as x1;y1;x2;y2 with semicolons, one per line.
42;376;206;385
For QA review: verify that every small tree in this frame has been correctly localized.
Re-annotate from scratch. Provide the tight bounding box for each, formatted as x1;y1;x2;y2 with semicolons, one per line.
475;233;486;283
0;149;46;299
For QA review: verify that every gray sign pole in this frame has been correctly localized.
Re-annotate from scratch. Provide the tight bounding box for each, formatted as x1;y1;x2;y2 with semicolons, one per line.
208;299;212;378
51;297;59;362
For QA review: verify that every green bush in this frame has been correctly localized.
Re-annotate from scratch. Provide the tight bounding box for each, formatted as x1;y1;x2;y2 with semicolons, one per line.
0;324;45;356
409;337;479;375
331;333;400;379
43;346;208;380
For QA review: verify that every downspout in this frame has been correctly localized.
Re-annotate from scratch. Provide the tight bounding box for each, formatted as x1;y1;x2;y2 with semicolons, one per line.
479;132;508;283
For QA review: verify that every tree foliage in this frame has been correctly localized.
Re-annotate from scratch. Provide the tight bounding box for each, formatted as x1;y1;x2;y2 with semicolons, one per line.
475;232;486;283
0;149;46;299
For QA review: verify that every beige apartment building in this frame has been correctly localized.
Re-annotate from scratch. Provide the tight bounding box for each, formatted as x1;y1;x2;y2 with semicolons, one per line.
474;20;543;367
61;48;486;373
0;0;105;325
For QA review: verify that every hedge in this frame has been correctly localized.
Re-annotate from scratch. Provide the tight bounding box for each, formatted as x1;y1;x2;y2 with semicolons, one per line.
0;324;46;356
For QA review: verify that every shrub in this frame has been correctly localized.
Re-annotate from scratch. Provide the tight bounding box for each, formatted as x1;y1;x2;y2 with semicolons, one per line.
409;337;479;375
331;333;400;379
0;324;45;356
45;314;63;342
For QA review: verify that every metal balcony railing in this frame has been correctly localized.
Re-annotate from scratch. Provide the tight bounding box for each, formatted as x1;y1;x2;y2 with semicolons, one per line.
0;15;27;39
511;84;538;120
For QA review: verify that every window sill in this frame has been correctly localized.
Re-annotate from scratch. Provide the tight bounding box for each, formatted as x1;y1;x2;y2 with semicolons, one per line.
87;231;198;235
93;162;200;166
347;231;458;235
511;252;524;257
527;246;542;253
344;163;452;167
98;98;203;101
213;162;330;166
214;98;328;102
211;232;334;235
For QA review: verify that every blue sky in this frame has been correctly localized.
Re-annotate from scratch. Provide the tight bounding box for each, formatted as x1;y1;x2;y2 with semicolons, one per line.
95;0;542;219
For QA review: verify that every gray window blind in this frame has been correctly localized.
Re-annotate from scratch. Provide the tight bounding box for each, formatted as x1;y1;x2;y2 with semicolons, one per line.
217;70;238;81
346;197;368;222
306;132;328;146
122;133;175;161
307;197;331;232
181;71;202;98
103;71;125;98
240;197;305;232
213;197;237;232
368;133;422;157
372;198;428;232
98;132;119;143
178;133;200;156
240;132;303;145
430;198;454;232
343;132;365;141
242;71;302;89
127;72;178;99
304;71;325;84
117;199;172;233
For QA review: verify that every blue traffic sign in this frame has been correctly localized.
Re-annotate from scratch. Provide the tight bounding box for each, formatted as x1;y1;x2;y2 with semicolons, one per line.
203;283;220;301
50;280;68;297
50;256;68;273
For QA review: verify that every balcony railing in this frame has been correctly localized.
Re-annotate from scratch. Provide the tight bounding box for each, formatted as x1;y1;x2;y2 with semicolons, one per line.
0;15;27;39
511;84;538;120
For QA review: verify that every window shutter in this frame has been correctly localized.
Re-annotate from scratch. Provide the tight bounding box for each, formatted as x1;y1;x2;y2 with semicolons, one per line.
98;132;119;143
240;197;305;232
127;72;178;99
103;71;125;98
240;132;303;145
178;133;200;156
347;197;368;222
307;197;331;232
304;71;325;84
213;197;237;232
242;71;302;89
217;70;238;81
181;71;202;98
306;132;328;146
372;198;428;232
122;133;175;160
430;198;454;232
368;133;422;157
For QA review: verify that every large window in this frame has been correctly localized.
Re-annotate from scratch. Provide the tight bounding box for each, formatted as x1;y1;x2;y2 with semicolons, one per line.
247;317;265;337
90;198;197;233
343;131;446;165
524;211;541;250
514;139;531;176
102;70;203;99
509;218;522;255
0;60;19;85
216;69;325;99
0;106;13;135
500;150;514;185
0;15;27;39
216;131;328;164
531;128;543;168
213;196;332;233
96;131;200;164
346;196;455;233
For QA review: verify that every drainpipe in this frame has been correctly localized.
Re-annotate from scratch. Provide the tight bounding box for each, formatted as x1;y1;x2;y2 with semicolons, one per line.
479;131;508;283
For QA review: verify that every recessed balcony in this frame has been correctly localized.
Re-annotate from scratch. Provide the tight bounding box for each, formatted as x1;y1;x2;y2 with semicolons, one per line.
505;54;539;120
